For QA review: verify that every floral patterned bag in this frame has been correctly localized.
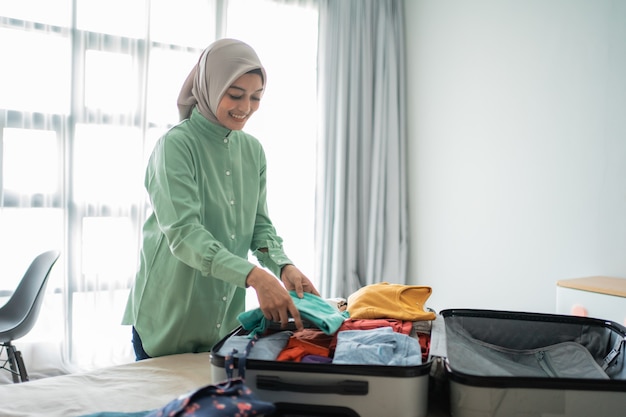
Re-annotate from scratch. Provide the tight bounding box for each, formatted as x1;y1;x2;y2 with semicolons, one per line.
146;335;274;417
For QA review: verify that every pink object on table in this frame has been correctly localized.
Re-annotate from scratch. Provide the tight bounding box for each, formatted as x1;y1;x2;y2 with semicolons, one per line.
571;304;588;317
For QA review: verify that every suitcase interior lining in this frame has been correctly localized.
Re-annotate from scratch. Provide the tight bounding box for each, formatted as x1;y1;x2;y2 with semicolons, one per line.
440;309;626;386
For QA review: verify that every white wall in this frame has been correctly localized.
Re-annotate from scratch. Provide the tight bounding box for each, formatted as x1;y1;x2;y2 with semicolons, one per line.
404;0;626;314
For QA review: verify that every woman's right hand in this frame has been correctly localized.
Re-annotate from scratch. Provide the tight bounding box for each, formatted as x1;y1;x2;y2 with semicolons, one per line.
246;267;304;330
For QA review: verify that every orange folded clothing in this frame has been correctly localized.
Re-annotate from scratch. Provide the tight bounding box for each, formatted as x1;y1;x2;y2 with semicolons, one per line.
276;328;333;362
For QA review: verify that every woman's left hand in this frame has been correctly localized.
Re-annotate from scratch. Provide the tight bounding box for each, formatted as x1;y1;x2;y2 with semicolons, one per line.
280;265;320;298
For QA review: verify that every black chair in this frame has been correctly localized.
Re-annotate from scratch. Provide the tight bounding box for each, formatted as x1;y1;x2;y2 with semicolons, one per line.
0;250;61;383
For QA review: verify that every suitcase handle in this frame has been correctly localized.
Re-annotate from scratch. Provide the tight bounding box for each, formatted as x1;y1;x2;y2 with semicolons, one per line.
256;375;369;395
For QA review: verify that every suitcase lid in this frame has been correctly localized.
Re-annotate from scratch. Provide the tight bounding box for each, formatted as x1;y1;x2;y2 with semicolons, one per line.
430;308;626;391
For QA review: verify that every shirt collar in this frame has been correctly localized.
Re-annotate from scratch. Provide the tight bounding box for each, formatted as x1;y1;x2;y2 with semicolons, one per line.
189;106;232;139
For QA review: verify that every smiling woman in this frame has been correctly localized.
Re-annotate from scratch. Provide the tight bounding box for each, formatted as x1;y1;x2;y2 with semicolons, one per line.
214;72;264;130
121;37;320;361
0;0;318;379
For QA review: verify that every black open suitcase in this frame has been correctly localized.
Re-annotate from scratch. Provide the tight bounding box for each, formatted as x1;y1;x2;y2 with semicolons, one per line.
211;309;626;417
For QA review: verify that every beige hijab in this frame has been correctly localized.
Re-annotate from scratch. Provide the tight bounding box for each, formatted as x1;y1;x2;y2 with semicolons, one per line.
177;38;267;123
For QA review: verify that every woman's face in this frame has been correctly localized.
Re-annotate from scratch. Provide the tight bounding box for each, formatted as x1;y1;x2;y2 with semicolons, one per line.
216;72;264;130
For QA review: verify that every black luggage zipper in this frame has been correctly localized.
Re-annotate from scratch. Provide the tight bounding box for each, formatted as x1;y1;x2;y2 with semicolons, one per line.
535;351;558;377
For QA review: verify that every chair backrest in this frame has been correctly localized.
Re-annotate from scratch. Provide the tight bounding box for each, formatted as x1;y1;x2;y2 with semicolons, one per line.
0;250;61;343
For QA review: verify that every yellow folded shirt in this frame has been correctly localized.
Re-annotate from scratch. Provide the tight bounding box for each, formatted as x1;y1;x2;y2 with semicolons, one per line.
347;282;436;321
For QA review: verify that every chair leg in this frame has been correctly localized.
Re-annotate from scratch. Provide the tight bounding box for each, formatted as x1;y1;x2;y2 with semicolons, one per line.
3;343;28;383
14;349;29;382
5;344;21;383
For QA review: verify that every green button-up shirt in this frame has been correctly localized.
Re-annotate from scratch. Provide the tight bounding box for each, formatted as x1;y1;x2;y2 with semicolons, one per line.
122;108;292;357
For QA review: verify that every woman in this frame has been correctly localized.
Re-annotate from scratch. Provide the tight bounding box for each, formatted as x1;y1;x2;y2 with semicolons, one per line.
123;38;319;359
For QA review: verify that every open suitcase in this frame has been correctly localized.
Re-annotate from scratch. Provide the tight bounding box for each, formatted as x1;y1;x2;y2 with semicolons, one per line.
211;307;626;417
210;320;433;417
432;309;626;417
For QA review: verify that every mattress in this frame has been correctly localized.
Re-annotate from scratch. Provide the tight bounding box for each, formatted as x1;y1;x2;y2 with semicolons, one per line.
0;352;212;417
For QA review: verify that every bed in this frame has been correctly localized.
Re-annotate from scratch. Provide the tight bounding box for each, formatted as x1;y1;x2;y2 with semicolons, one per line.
0;353;212;417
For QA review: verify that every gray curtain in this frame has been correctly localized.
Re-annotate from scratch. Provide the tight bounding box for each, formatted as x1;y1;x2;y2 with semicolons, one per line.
315;0;408;299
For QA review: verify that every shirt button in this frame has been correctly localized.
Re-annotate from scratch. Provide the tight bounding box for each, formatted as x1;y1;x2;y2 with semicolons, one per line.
230;234;235;240
225;170;231;176
222;296;227;301
230;200;235;205
216;323;221;328
223;138;228;143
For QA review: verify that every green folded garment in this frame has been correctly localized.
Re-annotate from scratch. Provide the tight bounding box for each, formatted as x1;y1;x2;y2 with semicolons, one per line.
237;291;349;337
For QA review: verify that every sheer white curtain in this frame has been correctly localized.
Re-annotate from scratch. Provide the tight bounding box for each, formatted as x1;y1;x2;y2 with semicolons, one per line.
0;0;318;380
316;0;409;299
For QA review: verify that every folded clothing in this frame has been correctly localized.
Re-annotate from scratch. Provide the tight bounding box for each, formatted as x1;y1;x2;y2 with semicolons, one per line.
277;335;331;362
217;330;292;361
333;327;423;366
238;291;349;337
329;318;413;353
347;282;436;321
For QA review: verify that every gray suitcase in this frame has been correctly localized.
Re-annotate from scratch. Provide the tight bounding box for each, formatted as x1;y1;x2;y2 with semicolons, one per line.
210;321;432;417
430;309;626;417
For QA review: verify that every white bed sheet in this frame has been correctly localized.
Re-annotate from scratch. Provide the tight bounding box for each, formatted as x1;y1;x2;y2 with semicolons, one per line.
0;353;212;417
